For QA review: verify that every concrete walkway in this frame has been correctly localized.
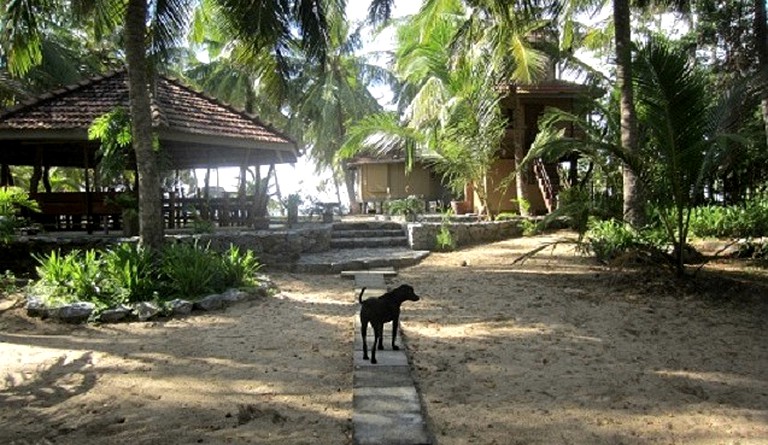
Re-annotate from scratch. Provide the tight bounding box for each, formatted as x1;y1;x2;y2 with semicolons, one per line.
349;271;433;445
295;247;431;273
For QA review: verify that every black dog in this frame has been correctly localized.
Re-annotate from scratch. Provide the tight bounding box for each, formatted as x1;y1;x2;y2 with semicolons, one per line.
358;284;420;364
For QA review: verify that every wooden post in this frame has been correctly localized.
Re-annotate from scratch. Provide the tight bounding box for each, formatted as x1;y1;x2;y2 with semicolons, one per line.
84;147;93;234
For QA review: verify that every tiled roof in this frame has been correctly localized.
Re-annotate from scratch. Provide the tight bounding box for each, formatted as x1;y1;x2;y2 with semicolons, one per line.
0;70;296;148
499;79;602;98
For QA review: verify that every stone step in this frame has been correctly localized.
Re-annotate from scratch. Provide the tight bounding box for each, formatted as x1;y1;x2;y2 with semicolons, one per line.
331;237;408;249
290;248;430;274
333;221;404;231
332;229;406;239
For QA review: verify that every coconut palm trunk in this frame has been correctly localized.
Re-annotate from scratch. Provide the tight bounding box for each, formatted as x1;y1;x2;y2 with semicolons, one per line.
125;0;164;250
614;0;644;227
755;0;768;146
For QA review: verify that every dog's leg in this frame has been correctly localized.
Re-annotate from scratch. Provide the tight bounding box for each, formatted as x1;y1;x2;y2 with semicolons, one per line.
371;323;384;364
391;316;400;351
361;315;369;361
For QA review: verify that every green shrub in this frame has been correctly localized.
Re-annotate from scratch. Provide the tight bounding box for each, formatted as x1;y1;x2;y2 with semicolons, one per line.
102;243;157;303
33;249;117;308
0;270;19;294
689;199;768;238
435;226;456;251
0;187;39;243
218;244;261;286
161;241;223;297
385;195;425;221
583;219;643;262
31;242;263;313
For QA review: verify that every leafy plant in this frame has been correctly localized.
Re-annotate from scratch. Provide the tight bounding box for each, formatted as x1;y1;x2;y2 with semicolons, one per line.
191;216;215;234
102;243;156;303
0;187;40;243
32;249;114;308
0;270;19;294
31;242;263;314
435;209;456;251
283;193;302;208
219;244;262;287
519;219;540;236
161;241;222;297
583;219;643;263
89;107;133;188
435;226;455;251
689;198;768;238
385;195;425;221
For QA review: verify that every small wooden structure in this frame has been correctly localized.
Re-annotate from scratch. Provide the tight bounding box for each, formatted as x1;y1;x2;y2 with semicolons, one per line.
0;70;298;232
485;79;597;216
348;79;596;217
347;154;447;214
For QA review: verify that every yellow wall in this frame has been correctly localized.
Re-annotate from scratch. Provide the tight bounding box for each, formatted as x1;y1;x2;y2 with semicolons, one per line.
358;162;440;202
471;159;547;216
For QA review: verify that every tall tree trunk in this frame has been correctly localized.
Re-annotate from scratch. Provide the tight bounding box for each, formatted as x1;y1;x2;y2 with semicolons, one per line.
755;0;768;146
614;0;644;227
125;0;164;250
513;97;533;216
342;160;358;215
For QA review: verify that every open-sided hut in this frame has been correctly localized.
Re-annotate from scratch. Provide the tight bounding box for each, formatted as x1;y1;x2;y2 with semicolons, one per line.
0;71;298;232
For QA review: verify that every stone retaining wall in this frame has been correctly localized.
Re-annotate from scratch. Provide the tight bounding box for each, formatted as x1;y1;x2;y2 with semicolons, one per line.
0;225;332;275
406;218;525;250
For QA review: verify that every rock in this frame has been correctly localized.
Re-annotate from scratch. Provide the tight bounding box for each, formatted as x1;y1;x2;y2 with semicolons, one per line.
133;301;161;321
195;293;226;311
57;302;95;323
167;298;193;316
99;305;132;323
26;295;51;318
221;289;248;303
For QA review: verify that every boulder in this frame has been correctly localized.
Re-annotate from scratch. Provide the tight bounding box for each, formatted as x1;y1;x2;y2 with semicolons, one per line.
221;289;248;303
195;293;226;311
167;298;193;316
56;302;96;323
133;301;161;321
99;305;132;323
26;295;51;318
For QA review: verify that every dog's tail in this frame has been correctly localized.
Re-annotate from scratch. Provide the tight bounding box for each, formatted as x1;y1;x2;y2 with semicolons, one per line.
357;287;366;304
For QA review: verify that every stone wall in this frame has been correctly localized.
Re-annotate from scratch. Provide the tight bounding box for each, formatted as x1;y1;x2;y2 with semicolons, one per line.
0;225;333;276
406;218;525;250
171;225;331;266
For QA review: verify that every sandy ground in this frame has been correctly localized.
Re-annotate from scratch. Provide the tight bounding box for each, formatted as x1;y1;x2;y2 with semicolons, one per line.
1;231;767;445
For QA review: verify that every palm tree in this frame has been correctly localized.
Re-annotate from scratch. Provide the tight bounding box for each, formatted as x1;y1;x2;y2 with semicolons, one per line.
530;36;745;276
291;21;390;214
2;0;398;249
611;0;644;227
341;0;550;218
754;0;768;145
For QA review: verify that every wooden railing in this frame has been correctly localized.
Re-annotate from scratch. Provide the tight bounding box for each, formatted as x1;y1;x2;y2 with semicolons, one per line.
24;191;270;232
532;158;559;213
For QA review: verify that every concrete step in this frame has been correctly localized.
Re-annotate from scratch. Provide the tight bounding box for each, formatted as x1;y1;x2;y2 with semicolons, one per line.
332;229;406;239
331;237;408;249
288;248;430;274
333;221;404;231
